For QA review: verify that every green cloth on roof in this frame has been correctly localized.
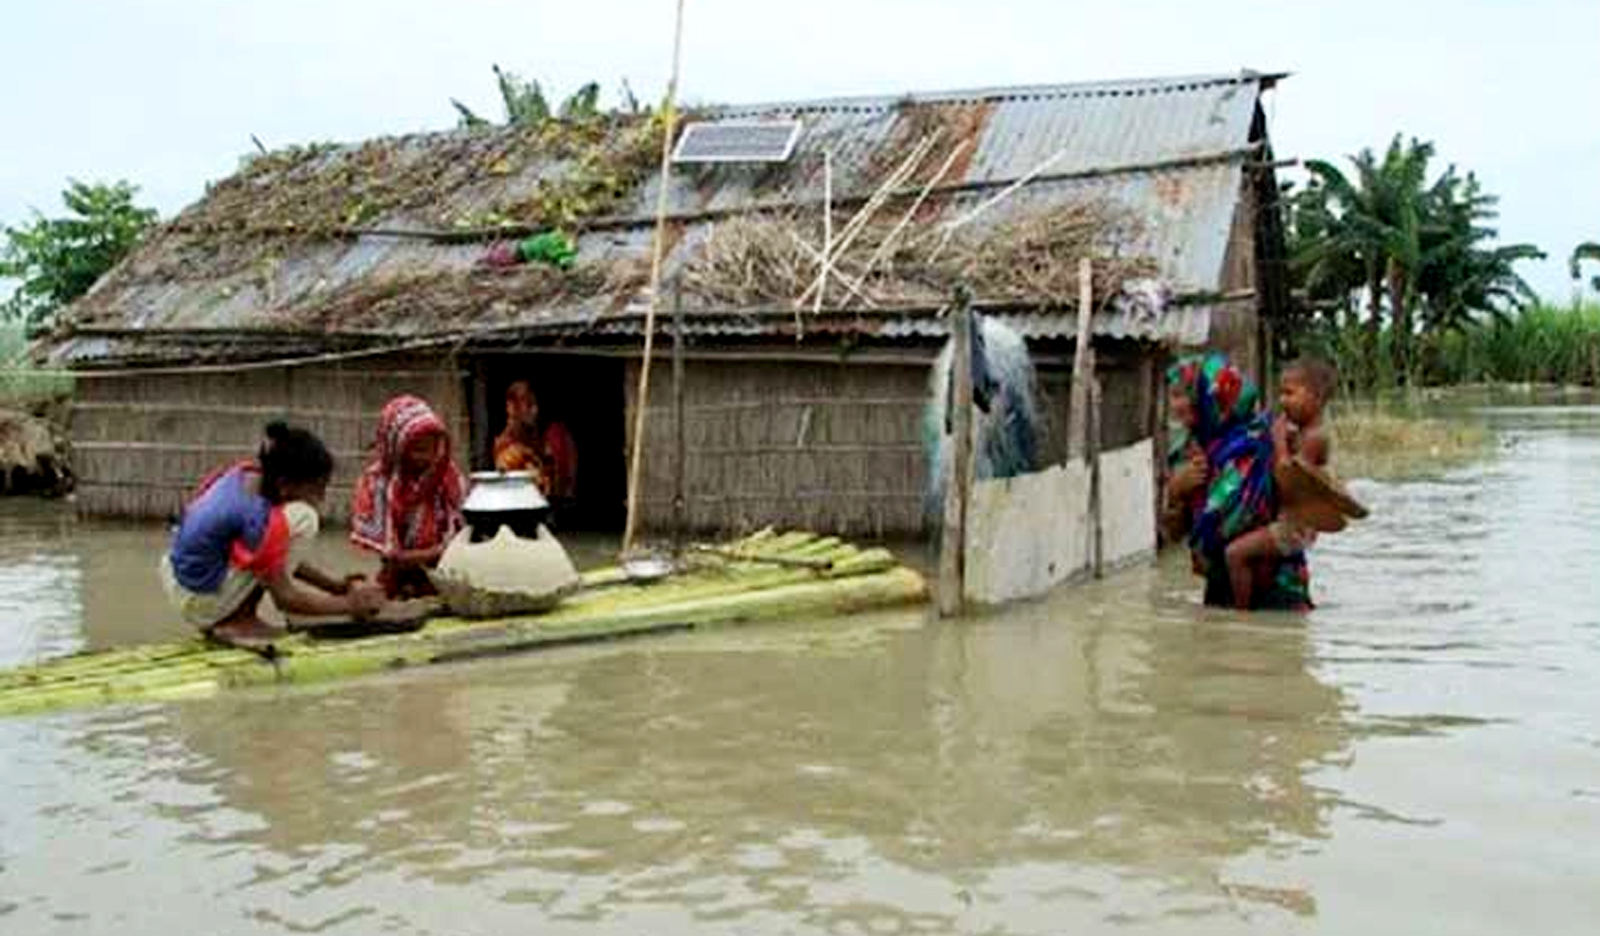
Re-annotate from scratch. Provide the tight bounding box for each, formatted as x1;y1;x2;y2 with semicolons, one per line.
517;231;577;269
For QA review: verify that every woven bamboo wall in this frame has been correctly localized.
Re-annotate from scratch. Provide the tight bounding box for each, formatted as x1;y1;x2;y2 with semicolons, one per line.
624;359;931;537
1037;358;1151;461
1097;361;1153;451
69;345;1152;538
622;355;1153;538
71;355;467;522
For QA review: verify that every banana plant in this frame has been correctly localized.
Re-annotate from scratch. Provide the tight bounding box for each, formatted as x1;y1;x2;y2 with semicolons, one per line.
1572;242;1600;292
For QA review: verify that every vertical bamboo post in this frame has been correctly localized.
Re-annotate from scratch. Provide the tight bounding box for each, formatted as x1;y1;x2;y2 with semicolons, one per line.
672;281;686;551
622;0;688;553
1088;375;1104;578
1148;351;1169;546
1137;355;1157;438
1067;258;1095;462
470;360;491;470
937;288;974;617
813;149;832;320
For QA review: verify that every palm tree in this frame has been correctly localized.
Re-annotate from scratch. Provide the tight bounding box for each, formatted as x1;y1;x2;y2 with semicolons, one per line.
1573;242;1600;293
1376;139;1437;380
1297;156;1379;383
1286;178;1362;325
1292;136;1541;386
1300;137;1434;384
1419;242;1543;333
1416;170;1542;334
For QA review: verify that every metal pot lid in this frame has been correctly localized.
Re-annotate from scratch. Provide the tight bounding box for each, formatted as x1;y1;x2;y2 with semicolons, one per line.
463;471;549;513
470;470;536;482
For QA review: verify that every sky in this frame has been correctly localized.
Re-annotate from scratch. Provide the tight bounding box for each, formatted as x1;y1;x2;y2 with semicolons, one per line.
2;0;1596;298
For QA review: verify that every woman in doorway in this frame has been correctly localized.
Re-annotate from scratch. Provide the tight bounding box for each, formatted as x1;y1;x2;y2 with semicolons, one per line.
350;395;466;598
493;380;578;503
1164;353;1311;611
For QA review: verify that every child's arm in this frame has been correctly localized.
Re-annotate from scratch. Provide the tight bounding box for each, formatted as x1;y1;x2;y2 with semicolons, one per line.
267;572;384;618
295;562;351;594
1298;425;1330;467
384;544;448;569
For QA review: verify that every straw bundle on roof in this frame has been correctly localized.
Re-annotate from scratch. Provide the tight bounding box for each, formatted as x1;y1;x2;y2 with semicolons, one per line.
680;200;1156;310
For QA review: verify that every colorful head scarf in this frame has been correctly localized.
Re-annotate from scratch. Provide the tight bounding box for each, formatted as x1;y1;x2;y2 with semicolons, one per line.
350;395;465;558
1166;353;1260;450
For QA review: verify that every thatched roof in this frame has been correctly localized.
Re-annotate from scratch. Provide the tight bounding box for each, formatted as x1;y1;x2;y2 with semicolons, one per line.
48;71;1284;368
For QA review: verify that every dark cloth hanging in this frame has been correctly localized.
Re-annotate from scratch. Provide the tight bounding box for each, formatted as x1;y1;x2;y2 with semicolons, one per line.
970;311;998;413
945;313;998;434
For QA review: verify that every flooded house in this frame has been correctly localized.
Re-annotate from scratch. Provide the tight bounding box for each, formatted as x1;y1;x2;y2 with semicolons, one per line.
42;70;1290;538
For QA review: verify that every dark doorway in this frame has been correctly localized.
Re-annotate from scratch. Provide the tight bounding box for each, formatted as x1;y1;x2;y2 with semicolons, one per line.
471;354;627;532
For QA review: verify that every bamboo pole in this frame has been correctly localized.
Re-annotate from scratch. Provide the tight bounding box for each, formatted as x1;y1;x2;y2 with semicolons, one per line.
825;135;935;252
785;230;877;307
1088;375;1104;578
842;140;971;300
1147;351;1169;546
470;360;491;470
812;149;833;321
937;140;1077;238
937;289;974;617
688;544;834;570
1067;258;1095;462
622;0;689;553
672;281;687;551
794;134;938;309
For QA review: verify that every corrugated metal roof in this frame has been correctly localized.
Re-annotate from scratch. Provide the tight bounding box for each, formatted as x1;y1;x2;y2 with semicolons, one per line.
53;71;1275;364
537;304;1215;345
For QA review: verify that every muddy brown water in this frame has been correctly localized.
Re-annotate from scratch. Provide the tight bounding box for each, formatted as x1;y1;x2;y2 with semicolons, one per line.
2;402;1599;934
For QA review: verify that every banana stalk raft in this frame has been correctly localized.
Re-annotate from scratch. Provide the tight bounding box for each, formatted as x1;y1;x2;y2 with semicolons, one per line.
0;531;926;718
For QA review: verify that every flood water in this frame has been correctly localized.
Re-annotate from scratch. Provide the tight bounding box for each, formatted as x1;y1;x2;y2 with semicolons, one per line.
2;402;1599;935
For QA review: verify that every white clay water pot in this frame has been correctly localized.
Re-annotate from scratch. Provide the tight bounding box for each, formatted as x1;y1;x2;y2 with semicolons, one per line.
429;524;580;618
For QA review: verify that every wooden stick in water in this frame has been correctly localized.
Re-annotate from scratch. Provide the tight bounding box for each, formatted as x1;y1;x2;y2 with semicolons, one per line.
673;281;687;550
1068;257;1095;462
937;290;974;616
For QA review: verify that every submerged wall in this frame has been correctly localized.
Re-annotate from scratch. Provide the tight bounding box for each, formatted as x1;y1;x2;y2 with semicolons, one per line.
70;355;466;521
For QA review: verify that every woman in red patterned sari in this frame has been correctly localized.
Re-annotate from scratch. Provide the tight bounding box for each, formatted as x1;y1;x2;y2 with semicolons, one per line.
350;395;466;598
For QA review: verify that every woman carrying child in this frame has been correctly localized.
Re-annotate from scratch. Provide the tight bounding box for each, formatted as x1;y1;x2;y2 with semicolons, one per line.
1164;353;1313;611
350;395;466;599
160;422;385;649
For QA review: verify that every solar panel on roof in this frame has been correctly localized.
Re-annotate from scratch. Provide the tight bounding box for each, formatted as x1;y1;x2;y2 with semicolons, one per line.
671;120;803;164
